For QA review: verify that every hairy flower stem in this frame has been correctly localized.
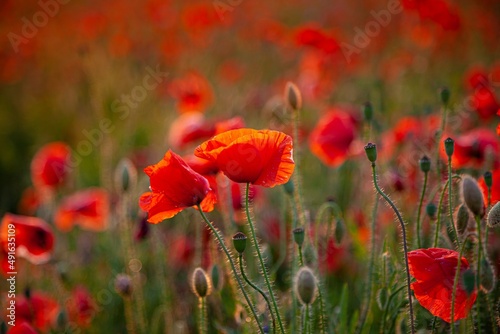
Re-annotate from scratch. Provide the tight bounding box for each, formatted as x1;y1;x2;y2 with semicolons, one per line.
451;234;473;334
302;305;310;334
245;183;286;334
434;176;460;247
447;157;460;248
292;109;307;228
239;254;276;333
416;171;428;248
198;208;264;333
474;215;483;333
199;297;207;334
436;105;448;176
370;163;415;334
356;195;379;334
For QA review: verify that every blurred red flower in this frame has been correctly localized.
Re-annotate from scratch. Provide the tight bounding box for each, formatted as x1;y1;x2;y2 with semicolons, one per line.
66;286;96;328
30;142;71;191
169;71;214;114
440;129;499;169
408;248;477;323
16;292;60;332
309;106;360;167
195;129;294;187
168;112;215;150
479;169;500;205
1;214;54;267
54;188;109;232
471;86;500;120
7;322;37;334
17;187;40;215
293;24;340;54
139;150;216;223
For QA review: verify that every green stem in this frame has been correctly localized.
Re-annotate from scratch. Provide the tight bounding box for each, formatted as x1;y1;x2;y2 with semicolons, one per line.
239;255;276;333
199;297;207;334
380;285;406;334
451;234;473;333
302;305;310;334
447;157;460;248
298;245;304;267
474;215;483;334
292;108;307;228
198;208;264;333
370;163;415;334
245;183;286;334
436;105;448;176
416;172;428;248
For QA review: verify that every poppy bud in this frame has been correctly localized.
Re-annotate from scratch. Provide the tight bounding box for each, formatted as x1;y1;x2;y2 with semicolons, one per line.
293;227;305;247
303;244;317;267
334;219;345;245
283;178;294;195
419;156;431;173
115;158;137;193
487;202;500;228
363;102;373;122
294;267;318;305
115;273;132;297
285;82;302;111
1;321;7;334
191;267;212;298
211;264;223;292
56;310;68;330
440;86;450;106
462;269;475;296
480;258;495;292
462;176;485;218
232;232;247;254
364;143;377;163
444;137;454;158
456;204;470;235
484;171;493;188
24;287;31;299
426;202;437;219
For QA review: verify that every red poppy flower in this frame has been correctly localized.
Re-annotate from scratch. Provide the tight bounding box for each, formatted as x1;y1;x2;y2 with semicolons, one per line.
18;187;40;215
1;214;54;266
408;248;477;323
169;71;214;114
194;129;294;187
66;286;96;328
54;188;109;232
139;150;216;223
309;107;360;167
7;322;37;334
16;292;60;331
168;112;215;150
30;142;71;190
293;24;340;54
183;154;219;176
471;86;500;120
440;129;499;169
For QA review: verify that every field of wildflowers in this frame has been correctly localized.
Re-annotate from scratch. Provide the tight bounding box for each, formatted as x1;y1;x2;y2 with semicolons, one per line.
1;0;500;333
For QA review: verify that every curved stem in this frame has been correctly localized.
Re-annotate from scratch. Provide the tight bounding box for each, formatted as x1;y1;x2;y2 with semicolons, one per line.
370;163;415;334
198;208;264;333
447;157;460;248
239;254;276;333
416;172;428;249
380;285;406;334
245;183;286;334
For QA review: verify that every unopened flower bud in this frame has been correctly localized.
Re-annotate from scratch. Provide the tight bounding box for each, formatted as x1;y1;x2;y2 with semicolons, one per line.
56;310;68;331
462;176;485;218
191;267;212;298
426;202;437;219
115;273;132;297
456;204;470;235
285;82;302;111
283;178;294;195
232;232;247;254
484;171;493;188
419;156;431;173
462;269;475;295
363;102;373;122
334;219;345;245
364;143;377;163
293;227;305;247
114;158;137;193
211;264;223;292
294;267;318;305
440;86;450;106
487;202;500;228
444;138;454;158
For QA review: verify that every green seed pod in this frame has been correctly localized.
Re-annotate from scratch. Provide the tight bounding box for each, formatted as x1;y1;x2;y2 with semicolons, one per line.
484;171;493;188
115;273;132;297
456;204;470;235
419;156;431;173
285;81;302;111
426;202;437;219
363;102;373;122
480;258;496;293
114;158;137;193
210;264;223;292
334;219;346;245
191;267;212;298
293;227;305;247
462;269;475;296
462;176;485;218
294;267;318;305
440;86;450;106
444;137;455;157
487;202;500;228
364;142;377;163
232;232;248;254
